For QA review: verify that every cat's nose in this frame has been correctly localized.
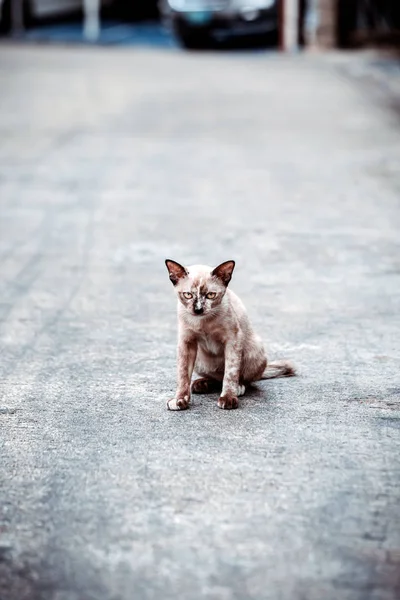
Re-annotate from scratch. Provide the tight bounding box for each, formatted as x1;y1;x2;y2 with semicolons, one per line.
194;306;204;315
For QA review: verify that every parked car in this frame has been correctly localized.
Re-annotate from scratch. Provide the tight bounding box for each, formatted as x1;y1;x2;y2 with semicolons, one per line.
159;0;279;48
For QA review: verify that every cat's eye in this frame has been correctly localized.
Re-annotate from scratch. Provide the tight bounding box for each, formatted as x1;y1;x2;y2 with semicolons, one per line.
183;292;193;299
206;292;217;300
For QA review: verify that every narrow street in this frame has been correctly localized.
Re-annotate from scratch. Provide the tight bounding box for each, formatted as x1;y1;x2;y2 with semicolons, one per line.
0;44;400;599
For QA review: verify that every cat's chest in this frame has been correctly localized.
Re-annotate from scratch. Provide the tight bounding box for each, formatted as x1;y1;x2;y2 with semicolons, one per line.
197;333;224;356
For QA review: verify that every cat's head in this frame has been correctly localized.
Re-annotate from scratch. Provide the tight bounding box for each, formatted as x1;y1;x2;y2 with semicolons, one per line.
165;259;235;317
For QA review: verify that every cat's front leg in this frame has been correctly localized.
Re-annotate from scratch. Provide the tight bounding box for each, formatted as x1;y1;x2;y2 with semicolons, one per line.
218;337;243;410
167;337;197;411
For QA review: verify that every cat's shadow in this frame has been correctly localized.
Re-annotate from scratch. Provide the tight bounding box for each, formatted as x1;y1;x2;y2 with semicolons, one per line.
241;383;279;409
194;382;275;409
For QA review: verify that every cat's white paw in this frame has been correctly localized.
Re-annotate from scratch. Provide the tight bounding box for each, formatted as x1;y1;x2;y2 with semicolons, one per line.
167;396;190;411
237;385;246;397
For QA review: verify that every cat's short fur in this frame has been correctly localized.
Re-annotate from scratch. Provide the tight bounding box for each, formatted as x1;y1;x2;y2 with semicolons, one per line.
165;259;295;411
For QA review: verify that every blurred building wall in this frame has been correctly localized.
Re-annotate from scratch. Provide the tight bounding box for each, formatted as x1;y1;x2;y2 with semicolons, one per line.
315;0;336;48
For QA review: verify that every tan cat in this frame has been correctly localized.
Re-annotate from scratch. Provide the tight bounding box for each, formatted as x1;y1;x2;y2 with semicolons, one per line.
165;259;295;411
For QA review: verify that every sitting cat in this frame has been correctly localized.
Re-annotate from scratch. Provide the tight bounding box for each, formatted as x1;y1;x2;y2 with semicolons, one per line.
165;259;295;410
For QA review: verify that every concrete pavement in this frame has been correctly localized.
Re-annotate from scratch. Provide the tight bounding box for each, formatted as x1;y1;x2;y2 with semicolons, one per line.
0;45;400;600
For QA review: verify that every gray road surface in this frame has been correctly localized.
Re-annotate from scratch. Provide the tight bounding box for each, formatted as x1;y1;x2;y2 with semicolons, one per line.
0;45;400;600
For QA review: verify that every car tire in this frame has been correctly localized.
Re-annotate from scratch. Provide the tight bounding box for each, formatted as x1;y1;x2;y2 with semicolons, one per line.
179;32;209;49
174;22;210;50
264;29;279;47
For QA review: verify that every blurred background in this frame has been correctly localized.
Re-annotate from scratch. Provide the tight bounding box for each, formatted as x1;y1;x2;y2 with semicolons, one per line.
0;0;399;50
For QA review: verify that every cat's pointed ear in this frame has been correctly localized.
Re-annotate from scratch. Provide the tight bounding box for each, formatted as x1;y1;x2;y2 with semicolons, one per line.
165;259;188;286
211;260;235;286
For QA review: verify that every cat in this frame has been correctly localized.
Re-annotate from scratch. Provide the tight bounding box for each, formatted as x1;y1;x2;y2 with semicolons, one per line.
165;259;295;411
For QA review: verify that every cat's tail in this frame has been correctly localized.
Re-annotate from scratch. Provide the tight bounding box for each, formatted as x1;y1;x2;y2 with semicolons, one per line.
261;360;296;379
